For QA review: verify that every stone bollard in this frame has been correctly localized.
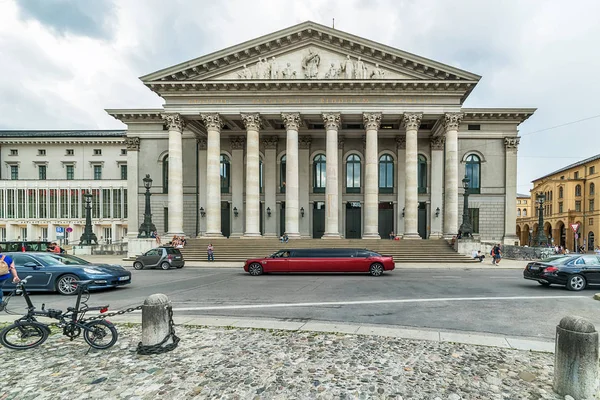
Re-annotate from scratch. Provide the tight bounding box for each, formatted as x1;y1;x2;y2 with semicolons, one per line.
553;315;599;399
141;293;173;349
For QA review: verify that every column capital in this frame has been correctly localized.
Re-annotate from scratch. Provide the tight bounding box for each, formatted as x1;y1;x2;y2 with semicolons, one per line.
362;112;382;130
504;137;520;151
241;113;262;131
200;113;223;130
322;113;341;130
443;113;463;131
402;113;422;131
124;137;140;151
281;113;301;130
299;135;312;149
430;136;445;150
395;135;406;150
197;138;207;150
262;136;278;149
162;113;186;132
230;136;245;150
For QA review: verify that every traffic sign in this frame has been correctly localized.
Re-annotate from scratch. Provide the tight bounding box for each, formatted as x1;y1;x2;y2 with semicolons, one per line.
56;226;65;239
66;227;73;233
570;223;580;233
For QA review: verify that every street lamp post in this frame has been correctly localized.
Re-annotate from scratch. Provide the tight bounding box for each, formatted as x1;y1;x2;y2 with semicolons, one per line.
534;193;547;246
458;176;473;238
138;174;157;238
79;191;98;245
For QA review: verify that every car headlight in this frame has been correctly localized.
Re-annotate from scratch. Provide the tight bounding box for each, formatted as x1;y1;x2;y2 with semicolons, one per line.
83;267;103;274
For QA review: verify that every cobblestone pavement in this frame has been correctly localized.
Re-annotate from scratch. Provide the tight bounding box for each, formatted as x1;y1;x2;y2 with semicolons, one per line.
1;324;569;400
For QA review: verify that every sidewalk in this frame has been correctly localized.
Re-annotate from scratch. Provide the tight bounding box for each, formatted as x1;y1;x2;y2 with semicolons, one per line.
1;315;563;399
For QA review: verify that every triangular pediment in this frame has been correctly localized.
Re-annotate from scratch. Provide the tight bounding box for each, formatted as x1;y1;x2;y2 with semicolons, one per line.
141;21;481;84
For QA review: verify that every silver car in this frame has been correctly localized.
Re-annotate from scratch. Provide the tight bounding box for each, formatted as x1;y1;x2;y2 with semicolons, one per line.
133;247;185;270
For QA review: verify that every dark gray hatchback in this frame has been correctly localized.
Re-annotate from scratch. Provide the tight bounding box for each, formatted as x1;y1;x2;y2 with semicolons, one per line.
133;246;185;270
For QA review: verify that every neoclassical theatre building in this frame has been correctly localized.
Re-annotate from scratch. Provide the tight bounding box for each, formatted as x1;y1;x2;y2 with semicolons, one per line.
106;21;534;242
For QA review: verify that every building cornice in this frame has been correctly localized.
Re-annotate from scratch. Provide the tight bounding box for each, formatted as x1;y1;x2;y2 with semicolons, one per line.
0;138;126;145
461;108;536;124
105;109;164;124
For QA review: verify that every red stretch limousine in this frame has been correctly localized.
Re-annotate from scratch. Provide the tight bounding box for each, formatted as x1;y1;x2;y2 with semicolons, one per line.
243;248;395;276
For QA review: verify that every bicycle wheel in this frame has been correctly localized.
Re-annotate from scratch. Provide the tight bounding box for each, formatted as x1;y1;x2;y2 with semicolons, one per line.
0;321;49;350
83;320;118;349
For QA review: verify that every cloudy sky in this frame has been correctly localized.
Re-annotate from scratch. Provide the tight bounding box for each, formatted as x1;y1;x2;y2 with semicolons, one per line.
1;0;599;193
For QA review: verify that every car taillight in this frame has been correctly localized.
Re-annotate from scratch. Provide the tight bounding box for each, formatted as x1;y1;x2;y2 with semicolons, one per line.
100;307;109;313
544;266;558;273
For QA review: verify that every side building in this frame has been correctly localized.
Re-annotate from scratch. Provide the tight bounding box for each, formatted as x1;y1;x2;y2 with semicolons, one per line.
0;130;129;243
517;154;600;251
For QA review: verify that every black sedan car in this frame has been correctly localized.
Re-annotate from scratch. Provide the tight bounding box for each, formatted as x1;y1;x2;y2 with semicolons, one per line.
1;252;131;295
523;254;600;291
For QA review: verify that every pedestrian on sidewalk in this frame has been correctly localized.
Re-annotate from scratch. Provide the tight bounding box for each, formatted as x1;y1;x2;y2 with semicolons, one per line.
0;249;20;310
207;243;214;261
492;244;502;265
472;250;485;262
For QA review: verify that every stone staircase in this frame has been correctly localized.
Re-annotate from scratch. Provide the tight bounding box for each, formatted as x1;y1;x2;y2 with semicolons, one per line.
179;238;477;263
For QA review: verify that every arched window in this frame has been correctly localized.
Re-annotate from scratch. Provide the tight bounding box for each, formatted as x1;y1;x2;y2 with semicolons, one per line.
517;209;521;217
379;154;394;194
575;184;582;197
220;154;230;193
590;183;595;196
313;154;326;193
346;154;361;193
418;155;427;193
559;186;563;199
523;209;527;217
162;155;169;194
280;155;286;193
465;154;481;194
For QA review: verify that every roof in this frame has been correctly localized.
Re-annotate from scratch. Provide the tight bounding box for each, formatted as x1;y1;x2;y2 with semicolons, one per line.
516;193;531;198
534;153;600;182
0;130;126;138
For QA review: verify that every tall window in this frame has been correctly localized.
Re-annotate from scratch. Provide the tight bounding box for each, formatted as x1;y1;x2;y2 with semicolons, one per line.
575;200;581;212
346;154;361;193
465;154;481;194
280;155;286;193
590;183;595;196
575;184;582;197
379;154;394;194
559;186;563;198
220;154;230;193
418;155;427;194
10;165;18;180
120;165;127;180
523;209;527;217
559;202;563;213
517;209;521;217
313;154;326;193
162;155;168;193
66;165;74;180
590;199;595;212
39;165;47;180
93;165;102;180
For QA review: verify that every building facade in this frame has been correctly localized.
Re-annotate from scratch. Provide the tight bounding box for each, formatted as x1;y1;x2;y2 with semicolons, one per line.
517;154;600;251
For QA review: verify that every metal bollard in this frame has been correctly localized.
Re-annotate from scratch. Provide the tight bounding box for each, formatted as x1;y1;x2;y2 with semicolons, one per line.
553;315;599;399
138;293;178;354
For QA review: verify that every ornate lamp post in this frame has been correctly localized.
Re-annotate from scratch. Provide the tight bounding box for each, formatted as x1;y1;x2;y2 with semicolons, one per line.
458;176;473;238
138;174;157;238
79;191;98;245
534;193;547;246
529;228;534;247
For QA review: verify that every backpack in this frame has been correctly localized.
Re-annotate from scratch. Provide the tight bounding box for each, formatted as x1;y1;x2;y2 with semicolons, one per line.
59;247;67;254
0;255;9;275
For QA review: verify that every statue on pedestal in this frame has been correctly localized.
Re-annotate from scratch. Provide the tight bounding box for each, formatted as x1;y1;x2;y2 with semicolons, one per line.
301;49;320;78
342;55;354;79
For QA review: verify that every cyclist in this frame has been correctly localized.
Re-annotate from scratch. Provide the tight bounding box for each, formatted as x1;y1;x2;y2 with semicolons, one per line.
0;248;20;310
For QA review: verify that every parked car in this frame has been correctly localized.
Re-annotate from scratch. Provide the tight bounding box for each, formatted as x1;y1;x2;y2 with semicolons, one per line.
1;252;131;295
0;241;51;252
244;248;394;276
523;254;600;291
133;246;185;270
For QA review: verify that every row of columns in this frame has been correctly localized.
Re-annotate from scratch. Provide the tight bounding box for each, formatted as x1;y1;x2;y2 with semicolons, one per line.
161;111;464;239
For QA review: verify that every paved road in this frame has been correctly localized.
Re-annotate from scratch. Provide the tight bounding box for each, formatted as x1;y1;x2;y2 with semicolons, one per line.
4;267;599;340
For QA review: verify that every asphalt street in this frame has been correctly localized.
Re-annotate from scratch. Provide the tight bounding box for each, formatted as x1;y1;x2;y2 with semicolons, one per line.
3;267;599;340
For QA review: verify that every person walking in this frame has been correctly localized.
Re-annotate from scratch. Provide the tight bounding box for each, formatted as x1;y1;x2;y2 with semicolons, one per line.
492;244;502;266
207;243;214;262
0;249;20;310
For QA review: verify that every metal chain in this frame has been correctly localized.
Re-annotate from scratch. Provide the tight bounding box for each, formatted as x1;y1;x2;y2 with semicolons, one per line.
136;305;180;355
81;305;144;322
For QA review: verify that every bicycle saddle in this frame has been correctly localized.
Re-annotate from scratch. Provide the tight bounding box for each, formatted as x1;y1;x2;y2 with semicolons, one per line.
73;280;94;286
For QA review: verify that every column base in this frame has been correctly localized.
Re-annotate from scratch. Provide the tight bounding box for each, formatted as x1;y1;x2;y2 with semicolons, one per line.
402;233;422;240
429;232;443;239
285;232;301;239
361;233;381;239
166;231;186;238
321;233;341;239
242;233;263;238
204;232;225;238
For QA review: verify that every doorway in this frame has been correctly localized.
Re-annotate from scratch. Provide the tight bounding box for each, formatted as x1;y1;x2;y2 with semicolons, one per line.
221;202;231;238
418;202;427;239
313;201;325;238
588;232;595;251
345;202;361;239
378;202;394;238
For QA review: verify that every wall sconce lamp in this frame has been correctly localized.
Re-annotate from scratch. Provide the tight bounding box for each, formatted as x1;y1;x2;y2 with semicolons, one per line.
401;207;405;218
266;207;271;217
233;207;239;217
435;207;440;218
300;207;305;218
200;207;205;217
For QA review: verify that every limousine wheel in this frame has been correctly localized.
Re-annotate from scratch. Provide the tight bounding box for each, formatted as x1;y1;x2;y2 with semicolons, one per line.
369;263;384;277
248;263;263;276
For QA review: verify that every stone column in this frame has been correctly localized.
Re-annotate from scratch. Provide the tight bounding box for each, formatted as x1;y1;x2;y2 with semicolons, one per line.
241;113;262;237
504;137;520;244
263;137;278;237
430;136;445;239
443;113;463;238
322;113;341;239
197;139;207;237
402;113;422;239
396;136;406;236
230;136;245;238
282;113;301;238
298;136;312;237
363;113;382;239
200;113;223;237
162;114;186;236
124;137;140;238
